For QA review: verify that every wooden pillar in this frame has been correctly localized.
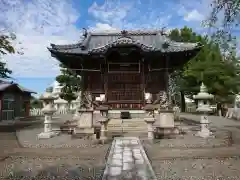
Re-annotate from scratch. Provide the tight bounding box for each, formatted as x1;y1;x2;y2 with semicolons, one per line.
141;58;145;107
165;55;171;107
0;94;2;121
26;101;30;117
103;70;108;103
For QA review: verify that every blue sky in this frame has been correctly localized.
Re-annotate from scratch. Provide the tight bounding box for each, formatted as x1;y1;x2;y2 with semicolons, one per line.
0;0;234;96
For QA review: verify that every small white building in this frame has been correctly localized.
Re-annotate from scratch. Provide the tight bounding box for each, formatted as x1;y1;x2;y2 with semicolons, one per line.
52;81;79;110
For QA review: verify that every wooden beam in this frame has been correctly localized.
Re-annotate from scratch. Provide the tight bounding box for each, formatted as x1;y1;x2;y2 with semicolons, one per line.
69;68;101;72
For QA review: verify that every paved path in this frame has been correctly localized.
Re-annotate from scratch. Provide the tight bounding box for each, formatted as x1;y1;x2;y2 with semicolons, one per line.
102;137;157;180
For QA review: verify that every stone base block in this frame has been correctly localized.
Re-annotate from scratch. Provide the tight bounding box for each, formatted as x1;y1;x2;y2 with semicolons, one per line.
155;127;180;139
73;127;96;139
158;110;175;128
37;131;60;139
74;127;95;134
75;110;93;128
195;130;213;138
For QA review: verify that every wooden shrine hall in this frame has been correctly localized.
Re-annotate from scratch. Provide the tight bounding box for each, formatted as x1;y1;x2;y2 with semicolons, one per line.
48;30;202;110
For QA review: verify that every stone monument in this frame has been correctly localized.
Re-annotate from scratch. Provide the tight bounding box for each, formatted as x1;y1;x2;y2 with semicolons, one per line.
155;91;179;137
193;82;214;138
38;88;59;139
73;90;95;139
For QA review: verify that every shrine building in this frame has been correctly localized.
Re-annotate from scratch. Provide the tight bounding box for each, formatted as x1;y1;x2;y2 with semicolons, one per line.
48;30;202;110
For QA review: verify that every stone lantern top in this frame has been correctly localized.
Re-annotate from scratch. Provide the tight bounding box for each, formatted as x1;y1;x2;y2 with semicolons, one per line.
193;82;214;100
39;88;57;101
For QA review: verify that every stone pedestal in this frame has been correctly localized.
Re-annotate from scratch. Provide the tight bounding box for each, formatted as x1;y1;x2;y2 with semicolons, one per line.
144;117;155;140
73;109;95;139
196;115;212;138
98;118;109;143
158;110;174;128
38;114;59;139
154;110;179;138
96;105;109;143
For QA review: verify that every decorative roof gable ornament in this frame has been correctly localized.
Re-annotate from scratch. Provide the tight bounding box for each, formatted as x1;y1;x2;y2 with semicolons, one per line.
160;27;167;35
162;42;169;49
121;30;128;37
82;28;88;38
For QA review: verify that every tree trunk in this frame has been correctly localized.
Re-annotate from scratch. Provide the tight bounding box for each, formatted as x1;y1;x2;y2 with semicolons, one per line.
217;103;222;117
180;91;186;112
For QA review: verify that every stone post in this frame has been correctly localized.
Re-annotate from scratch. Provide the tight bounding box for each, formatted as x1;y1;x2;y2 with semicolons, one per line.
97;106;109;143
157;91;175;135
144;117;155;140
38;88;59;139
144;105;155;140
193;82;214;138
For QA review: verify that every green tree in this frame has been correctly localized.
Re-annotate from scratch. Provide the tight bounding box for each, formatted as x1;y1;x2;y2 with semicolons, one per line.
30;96;43;109
55;63;81;107
169;26;240;111
0;33;16;78
207;0;240;53
209;0;240;29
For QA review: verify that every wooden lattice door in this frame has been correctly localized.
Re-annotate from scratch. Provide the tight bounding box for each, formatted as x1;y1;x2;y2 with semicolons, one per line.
107;73;143;103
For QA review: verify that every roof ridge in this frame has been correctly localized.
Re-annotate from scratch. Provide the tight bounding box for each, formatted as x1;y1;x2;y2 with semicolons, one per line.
90;30;161;36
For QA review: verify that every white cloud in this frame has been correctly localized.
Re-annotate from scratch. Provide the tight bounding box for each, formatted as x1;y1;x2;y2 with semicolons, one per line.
88;1;133;26
88;0;172;30
0;0;81;78
89;23;119;32
184;9;204;22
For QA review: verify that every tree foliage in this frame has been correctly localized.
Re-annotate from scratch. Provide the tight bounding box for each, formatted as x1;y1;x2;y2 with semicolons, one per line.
55;63;81;103
30;97;43;109
169;26;240;104
209;0;240;29
0;33;16;78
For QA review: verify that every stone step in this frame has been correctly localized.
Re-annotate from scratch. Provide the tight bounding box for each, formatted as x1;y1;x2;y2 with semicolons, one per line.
108;126;147;129
108;121;146;124
108;130;147;133
108;125;147;128
108;124;147;127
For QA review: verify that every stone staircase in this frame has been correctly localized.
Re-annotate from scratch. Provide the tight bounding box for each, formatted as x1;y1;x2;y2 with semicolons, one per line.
107;118;148;137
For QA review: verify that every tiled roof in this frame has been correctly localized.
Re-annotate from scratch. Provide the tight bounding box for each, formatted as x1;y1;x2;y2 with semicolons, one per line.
48;30;202;55
0;80;36;93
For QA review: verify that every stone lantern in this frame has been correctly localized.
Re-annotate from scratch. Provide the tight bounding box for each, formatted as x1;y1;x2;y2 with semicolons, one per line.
193;82;214;138
38;88;59;139
97;105;110;143
144;105;156;140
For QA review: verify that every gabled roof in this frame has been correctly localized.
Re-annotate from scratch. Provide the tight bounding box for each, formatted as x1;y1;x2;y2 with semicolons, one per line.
17;84;36;94
48;30;202;55
0;80;36;94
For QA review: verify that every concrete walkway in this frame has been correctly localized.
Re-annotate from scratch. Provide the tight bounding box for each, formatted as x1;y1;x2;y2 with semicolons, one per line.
102;137;157;180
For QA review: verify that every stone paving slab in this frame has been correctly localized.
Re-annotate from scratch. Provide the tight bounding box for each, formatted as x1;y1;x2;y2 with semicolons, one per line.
102;137;157;180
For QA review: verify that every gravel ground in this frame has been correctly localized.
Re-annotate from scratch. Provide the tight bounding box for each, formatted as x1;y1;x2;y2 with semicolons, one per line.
151;157;240;180
17;127;104;148
0;157;106;180
150;127;232;149
17;123;232;149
